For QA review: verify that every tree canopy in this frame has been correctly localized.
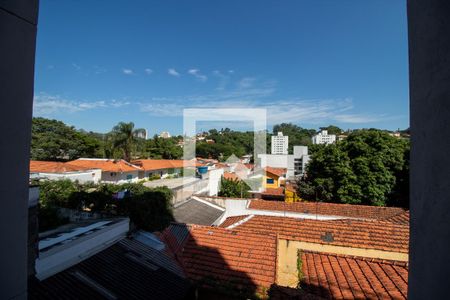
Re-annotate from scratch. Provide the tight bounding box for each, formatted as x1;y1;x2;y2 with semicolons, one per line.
297;129;409;207
31;117;102;161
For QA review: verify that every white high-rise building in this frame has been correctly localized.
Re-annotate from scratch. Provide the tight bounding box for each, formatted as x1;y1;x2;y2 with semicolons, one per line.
312;130;336;145
159;131;171;139
271;132;288;154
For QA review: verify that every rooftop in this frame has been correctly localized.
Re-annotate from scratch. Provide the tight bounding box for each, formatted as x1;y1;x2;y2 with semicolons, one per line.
173;198;224;225
30;238;190;300
249;199;409;224
301;251;407;299
68;158;142;173
30;160;96;173
131;159;202;171
219;215;409;254
264;167;287;177
161;224;277;293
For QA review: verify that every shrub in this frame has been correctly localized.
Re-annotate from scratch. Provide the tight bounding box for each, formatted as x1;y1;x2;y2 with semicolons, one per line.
125;187;174;231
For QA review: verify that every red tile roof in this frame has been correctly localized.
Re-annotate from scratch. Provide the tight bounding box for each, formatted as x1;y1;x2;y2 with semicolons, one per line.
265;167;286;177
131;159;202;171
220;215;409;253
301;251;408;299
30;160;95;173
262;187;284;196
162;224;277;291
223;172;239;181
249;199;408;223
219;215;249;228
68;159;142;172
384;211;410;226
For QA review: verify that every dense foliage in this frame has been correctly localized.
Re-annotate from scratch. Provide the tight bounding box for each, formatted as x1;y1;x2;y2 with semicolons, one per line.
297;129;409;207
31;117;102;160
37;180;173;231
218;177;251;198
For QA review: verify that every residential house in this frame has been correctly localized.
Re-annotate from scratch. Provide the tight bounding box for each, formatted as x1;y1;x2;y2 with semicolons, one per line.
29;160;102;184
131;159;200;179
264;167;286;189
68;158;142;184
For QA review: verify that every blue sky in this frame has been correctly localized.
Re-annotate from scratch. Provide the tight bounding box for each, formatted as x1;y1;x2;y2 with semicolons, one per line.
34;0;409;135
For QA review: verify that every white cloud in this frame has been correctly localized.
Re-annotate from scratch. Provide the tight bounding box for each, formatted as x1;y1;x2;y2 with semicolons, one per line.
238;77;256;89
33;94;130;116
188;69;207;81
122;68;134;75
72;63;81;71
145;68;153;75
168;68;180;77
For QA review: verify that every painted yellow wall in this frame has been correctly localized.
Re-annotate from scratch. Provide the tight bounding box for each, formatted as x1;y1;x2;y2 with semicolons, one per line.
285;188;302;203
263;173;279;188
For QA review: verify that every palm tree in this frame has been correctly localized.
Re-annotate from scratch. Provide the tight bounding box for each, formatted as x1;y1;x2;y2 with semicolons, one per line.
111;122;145;161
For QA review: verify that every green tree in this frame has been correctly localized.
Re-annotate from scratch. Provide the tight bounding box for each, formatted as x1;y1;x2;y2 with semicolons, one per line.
320;125;343;135
298;129;409;207
218;177;250;198
111;122;145;161
31;117;102;160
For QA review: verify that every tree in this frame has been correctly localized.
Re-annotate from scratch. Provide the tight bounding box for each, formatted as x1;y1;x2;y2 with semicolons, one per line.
31;117;102;160
297;129;409;207
110;122;145;161
320;125;342;135
218;177;250;198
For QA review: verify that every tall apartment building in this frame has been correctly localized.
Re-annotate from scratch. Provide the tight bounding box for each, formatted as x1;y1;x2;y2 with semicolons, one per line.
271;132;288;154
312;130;336;145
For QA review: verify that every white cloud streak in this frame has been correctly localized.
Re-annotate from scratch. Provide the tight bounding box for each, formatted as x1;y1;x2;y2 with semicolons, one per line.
145;68;153;75
33;94;129;116
188;69;207;81
122;68;134;75
168;68;180;77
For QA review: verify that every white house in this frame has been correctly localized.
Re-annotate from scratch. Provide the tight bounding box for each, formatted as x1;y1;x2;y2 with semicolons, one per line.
30;161;102;184
67;158;142;184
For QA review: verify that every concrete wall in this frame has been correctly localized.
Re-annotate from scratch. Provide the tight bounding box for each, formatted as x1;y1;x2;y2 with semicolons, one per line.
207;168;223;196
100;170;140;184
0;1;39;299
408;0;450;298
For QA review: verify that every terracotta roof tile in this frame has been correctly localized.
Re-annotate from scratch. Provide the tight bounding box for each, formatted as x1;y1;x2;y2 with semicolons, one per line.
221;215;409;253
30;160;95;173
301;251;408;299
131;159;202;171
223;172;239;180
262;187;284;196
68;159;142;172
219;215;249;228
383;211;410;225
249;199;408;223
161;224;277;292
264;167;286;177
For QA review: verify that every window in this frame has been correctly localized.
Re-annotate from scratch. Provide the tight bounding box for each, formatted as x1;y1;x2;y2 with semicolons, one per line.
266;178;274;184
126;174;132;180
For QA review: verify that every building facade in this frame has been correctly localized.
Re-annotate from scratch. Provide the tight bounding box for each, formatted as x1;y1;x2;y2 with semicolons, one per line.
312;129;336;145
271;132;288;154
259;146;310;179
